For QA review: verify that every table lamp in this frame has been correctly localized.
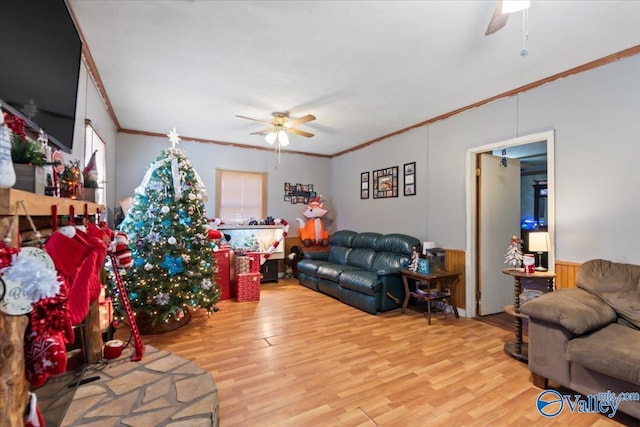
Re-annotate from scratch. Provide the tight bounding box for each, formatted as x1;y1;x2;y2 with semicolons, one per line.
528;231;550;271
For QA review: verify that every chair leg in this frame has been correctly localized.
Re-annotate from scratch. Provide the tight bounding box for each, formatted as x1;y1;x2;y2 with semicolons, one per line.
531;372;548;389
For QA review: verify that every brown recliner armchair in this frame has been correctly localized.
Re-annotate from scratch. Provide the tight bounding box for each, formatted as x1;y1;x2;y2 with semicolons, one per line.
521;259;640;419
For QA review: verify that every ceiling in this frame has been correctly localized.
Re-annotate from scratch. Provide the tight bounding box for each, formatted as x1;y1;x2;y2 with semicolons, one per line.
67;1;640;157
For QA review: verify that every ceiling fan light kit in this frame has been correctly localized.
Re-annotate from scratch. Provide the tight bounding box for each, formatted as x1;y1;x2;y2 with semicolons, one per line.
236;111;315;149
485;0;531;36
276;130;289;147
236;111;315;166
265;131;277;145
501;0;530;14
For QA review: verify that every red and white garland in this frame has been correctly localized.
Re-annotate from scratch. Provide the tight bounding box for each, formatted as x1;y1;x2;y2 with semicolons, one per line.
261;219;288;265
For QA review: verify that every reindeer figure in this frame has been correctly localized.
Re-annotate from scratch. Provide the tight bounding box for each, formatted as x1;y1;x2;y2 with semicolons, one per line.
296;196;329;247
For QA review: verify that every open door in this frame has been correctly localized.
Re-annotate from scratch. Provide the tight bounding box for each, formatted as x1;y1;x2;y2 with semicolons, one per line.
477;153;521;315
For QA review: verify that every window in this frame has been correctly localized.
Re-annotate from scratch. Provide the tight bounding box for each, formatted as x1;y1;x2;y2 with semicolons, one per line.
84;121;106;206
215;169;267;224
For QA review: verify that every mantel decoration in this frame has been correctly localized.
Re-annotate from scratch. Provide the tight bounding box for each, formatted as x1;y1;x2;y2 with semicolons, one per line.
4;112;46;166
373;166;398;199
81;150;100;202
284;182;316;204
83;150;99;188
403;162;416;196
360;171;369;199
59;160;81;198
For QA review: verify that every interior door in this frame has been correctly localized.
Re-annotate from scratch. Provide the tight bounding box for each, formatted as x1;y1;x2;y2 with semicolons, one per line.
477;153;521;315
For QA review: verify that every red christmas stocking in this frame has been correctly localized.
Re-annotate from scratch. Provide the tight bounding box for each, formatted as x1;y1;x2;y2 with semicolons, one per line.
86;222;109;300
24;329;68;389
24;392;45;427
46;229;102;325
71;227;106;302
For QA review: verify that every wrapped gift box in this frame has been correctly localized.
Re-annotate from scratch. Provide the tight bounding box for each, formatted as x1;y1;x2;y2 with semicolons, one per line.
246;252;261;273
235;256;250;274
237;272;261;302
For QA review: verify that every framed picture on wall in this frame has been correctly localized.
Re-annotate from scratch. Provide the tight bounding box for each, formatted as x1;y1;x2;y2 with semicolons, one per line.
404;162;416;196
360;171;369;199
373;166;398;199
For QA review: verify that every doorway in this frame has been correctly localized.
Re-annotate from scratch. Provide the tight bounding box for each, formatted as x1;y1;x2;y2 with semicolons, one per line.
464;131;555;319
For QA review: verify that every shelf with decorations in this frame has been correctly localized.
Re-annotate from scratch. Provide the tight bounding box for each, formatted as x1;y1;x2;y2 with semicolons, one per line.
0;188;106;425
0;188;104;217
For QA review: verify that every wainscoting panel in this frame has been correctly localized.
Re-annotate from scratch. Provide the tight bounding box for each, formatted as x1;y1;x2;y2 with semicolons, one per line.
445;249;466;310
554;260;581;290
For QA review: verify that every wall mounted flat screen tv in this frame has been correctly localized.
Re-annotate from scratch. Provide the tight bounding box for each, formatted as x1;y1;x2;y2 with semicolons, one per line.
0;0;83;153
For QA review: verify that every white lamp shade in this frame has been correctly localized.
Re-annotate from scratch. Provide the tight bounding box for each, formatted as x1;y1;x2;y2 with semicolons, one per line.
529;232;550;253
277;130;289;147
265;131;277;145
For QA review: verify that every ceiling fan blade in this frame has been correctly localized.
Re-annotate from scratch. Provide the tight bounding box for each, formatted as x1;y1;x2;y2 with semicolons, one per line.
485;0;509;36
287;128;314;138
250;128;272;135
284;114;316;128
235;115;272;125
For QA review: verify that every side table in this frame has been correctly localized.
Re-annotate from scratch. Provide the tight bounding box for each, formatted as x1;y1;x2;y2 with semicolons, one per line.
501;268;555;362
400;269;460;324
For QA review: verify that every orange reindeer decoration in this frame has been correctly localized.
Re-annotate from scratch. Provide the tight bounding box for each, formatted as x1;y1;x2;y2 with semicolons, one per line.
296;196;329;247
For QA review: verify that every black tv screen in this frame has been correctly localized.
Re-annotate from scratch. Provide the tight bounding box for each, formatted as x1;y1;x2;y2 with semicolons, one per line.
0;0;82;153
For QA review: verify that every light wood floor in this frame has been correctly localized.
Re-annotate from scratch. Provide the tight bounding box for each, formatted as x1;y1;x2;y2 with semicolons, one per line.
130;280;636;426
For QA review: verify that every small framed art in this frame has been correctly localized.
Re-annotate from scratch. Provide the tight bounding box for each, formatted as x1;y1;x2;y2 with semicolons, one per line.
360;171;369;199
373;166;398;199
404;162;416;196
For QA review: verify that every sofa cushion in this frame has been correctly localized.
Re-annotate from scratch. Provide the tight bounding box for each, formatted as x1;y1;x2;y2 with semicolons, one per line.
347;248;377;271
375;233;419;256
567;323;640;385
317;264;359;282
577;259;640;329
327;246;351;265
351;232;382;249
520;288;617;335
297;259;331;276
339;270;381;296
329;230;357;247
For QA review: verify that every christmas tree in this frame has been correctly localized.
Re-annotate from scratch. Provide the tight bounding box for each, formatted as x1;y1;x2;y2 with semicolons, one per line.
115;128;220;326
504;235;524;268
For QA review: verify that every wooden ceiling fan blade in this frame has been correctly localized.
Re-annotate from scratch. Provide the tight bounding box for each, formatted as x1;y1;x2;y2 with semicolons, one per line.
284;114;316;128
235;115;272;125
485;0;509;36
287;128;314;138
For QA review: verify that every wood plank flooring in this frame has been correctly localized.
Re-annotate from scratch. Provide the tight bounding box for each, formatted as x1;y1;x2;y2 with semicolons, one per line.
124;280;636;426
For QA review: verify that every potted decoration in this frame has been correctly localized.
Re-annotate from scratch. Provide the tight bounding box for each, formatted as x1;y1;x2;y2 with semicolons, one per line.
4;112;47;193
59;160;81;198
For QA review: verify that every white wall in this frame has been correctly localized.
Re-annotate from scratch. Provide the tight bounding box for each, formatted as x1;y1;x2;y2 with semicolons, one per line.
110;53;640;263
115;133;331;236
331;54;640;264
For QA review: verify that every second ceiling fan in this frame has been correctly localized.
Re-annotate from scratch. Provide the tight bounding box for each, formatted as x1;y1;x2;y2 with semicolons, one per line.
236;112;316;147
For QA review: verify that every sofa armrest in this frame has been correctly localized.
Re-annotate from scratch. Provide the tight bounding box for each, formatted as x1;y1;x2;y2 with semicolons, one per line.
375;268;399;277
521;288;617;335
304;251;329;261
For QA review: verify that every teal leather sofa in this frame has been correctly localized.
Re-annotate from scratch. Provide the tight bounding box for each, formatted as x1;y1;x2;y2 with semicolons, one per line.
297;230;420;314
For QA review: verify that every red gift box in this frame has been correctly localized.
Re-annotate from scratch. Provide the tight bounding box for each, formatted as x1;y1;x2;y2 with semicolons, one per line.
246;252;261;273
236;272;261;302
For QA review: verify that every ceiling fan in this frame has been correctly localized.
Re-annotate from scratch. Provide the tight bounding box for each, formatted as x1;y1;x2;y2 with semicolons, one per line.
485;0;530;36
235;112;316;147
